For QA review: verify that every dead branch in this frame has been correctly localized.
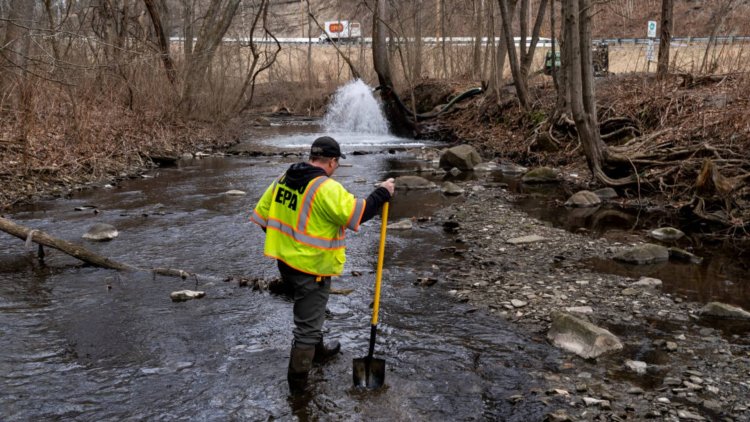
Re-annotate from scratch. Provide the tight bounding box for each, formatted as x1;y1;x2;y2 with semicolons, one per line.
676;72;739;88
601;125;640;143
0;216;195;279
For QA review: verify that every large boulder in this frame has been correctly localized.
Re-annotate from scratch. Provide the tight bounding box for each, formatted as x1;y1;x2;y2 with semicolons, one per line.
565;191;602;208
548;311;623;359
82;223;119;241
473;162;501;172
522;167;560;183
593;187;618;200
649;227;685;242
395;175;437;190
441;181;464;196
613;244;669;265
668;247;703;264
438;145;482;171
498;161;528;174
699;302;750;320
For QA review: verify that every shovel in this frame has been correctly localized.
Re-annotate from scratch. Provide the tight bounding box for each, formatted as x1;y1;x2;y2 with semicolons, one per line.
353;201;389;389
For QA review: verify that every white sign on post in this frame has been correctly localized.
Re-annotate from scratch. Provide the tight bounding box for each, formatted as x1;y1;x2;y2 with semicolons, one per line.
647;21;657;38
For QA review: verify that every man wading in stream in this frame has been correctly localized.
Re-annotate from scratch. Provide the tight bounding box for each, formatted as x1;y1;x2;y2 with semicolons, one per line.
250;136;395;394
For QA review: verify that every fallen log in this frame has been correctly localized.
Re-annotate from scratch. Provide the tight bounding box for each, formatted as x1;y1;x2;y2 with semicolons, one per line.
0;216;194;279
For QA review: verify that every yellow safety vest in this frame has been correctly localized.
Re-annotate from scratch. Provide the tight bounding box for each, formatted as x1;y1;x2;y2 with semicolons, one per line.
250;174;366;276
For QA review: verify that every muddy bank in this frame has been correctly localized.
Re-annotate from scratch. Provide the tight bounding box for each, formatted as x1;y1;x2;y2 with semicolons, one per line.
424;176;750;421
0;113;246;210
413;74;750;235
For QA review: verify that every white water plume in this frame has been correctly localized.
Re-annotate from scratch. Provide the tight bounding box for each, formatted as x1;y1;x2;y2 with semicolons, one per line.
323;79;389;134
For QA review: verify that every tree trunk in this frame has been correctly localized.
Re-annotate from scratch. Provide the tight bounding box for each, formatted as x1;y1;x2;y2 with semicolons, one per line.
373;0;414;137
520;0;548;81
181;0;195;66
487;0;517;100
472;0;484;78
656;0;673;78
413;0;423;80
564;0;606;177
3;0;35;165
498;0;529;109
439;0;448;77
306;1;313;92
2;0;35;99
552;0;571;121
144;0;177;85
482;0;496;81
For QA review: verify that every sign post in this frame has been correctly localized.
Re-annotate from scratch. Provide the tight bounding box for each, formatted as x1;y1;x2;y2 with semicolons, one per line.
646;20;657;71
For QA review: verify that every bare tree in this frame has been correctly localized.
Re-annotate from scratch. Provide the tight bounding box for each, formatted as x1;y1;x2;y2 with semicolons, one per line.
144;0;177;85
413;0;423;80
180;0;241;117
552;0;570;121
699;0;739;74
234;0;280;113
656;0;673;78
519;0;548;84
563;0;606;181
498;0;529;109
180;0;195;66
372;0;414;137
472;0;484;78
438;0;448;77
2;0;35;96
2;0;35;164
486;0;516;100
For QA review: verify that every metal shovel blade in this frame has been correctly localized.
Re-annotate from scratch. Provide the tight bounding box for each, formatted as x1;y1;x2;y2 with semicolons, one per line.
352;357;385;389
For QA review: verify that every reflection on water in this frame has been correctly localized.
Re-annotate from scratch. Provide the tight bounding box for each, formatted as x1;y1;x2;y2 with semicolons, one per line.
496;179;750;311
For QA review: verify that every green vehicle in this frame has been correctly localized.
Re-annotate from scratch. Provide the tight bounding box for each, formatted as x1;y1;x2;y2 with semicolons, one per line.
543;51;561;75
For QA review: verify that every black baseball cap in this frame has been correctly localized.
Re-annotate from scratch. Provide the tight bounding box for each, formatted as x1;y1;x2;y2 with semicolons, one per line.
310;136;346;159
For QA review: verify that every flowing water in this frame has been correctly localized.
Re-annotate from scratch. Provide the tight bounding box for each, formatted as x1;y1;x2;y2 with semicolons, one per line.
0;85;561;420
3;82;747;421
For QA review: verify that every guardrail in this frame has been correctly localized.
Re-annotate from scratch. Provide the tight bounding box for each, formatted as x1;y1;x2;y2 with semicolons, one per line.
168;36;555;46
167;35;750;46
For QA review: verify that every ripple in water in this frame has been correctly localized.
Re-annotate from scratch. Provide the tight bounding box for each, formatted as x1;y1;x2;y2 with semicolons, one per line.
323;79;389;134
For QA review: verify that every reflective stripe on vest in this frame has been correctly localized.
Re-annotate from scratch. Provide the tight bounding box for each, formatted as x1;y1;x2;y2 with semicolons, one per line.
297;176;330;233
266;218;346;249
346;199;366;231
250;209;267;227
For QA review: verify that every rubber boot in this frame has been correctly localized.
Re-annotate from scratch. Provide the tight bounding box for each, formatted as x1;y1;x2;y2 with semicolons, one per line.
313;339;341;364
287;343;315;395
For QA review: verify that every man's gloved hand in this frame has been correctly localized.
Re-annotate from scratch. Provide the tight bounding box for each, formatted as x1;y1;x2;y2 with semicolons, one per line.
380;178;395;196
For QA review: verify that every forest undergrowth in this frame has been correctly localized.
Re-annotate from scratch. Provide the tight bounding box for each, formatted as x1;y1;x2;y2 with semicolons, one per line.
430;73;750;235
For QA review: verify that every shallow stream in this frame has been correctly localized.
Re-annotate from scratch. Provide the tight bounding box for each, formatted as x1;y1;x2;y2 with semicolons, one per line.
0;123;561;421
1;81;748;419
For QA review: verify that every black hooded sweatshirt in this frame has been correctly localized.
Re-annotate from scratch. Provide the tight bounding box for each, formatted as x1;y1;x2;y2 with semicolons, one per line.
276;161;392;276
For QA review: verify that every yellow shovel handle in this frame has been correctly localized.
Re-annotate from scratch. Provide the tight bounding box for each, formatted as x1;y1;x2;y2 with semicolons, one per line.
371;202;389;326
